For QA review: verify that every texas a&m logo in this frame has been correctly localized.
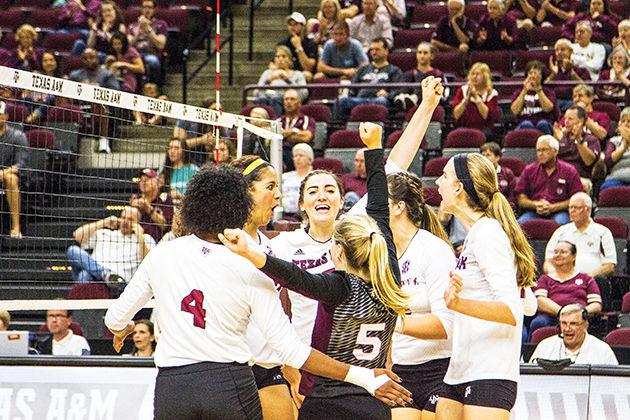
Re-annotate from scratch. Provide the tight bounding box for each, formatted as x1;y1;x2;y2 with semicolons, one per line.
455;255;467;270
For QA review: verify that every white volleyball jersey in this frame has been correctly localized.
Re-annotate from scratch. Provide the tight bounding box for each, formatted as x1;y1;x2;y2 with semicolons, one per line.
392;229;455;365
246;231;287;367
105;235;311;369
271;229;335;344
444;217;523;384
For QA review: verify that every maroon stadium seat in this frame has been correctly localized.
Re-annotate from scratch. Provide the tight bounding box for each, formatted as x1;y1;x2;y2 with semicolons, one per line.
301;103;332;123
124;7;142;25
68;283;110;300
432;51;466;77
61;55;84;75
592;101;621;122
240;104;275;120
5;103;28;123
470;51;513;76
39;322;84;336
423;156;449;177
13;0;51;9
405;104;445;123
393;28;433;51
423;186;442;207
171;0;212;9
605;328;630;347
26;9;61;30
156;7;191;32
349;104;389;123
112;0;130;8
514;49;554;74
410;4;447;26
530;26;562;47
47;105;83;124
465;3;488;22
308;78;340;102
388;51;416;72
499;157;526;177
26;128;56;149
328;130;362;148
599;187;630;207
521;219;559;240
386;130;403;148
530;326;558;344
0;10;26;31
610;1;630;18
445;128;485;148
313;157;345;176
593;217;629;239
43;32;84;53
622;292;630;313
504;129;542;148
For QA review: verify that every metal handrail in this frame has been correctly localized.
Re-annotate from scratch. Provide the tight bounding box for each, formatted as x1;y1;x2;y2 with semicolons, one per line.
248;0;267;61
182;5;235;103
241;80;628;106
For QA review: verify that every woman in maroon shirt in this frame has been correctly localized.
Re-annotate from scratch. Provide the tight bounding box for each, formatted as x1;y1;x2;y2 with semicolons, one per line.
475;0;520;50
451;62;500;139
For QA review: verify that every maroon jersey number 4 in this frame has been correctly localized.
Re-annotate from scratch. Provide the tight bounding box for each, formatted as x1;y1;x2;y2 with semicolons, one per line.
181;289;206;328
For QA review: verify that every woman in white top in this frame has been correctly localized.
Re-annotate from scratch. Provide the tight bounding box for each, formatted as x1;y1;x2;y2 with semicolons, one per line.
434;153;536;419
273;77;446;407
282;143;314;216
105;166;410;419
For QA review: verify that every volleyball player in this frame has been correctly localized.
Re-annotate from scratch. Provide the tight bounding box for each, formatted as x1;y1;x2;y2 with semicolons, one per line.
104;166;412;420
433;153;536;420
228;155;295;419
272;76;446;405
220;123;410;420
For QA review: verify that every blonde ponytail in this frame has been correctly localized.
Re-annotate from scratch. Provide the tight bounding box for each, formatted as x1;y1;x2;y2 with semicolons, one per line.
464;154;537;288
333;214;408;315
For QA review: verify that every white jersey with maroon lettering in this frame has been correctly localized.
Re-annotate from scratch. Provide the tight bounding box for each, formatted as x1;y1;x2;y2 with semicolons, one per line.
271;229;335;344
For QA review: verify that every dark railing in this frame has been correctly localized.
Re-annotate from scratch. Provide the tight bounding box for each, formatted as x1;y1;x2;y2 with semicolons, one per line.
242;80;629;107
182;4;235;103
248;0;268;61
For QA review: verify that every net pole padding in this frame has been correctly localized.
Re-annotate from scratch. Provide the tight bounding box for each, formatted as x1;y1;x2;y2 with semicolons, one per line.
0;299;156;311
236;124;244;158
0;66;279;142
214;0;222;167
270;120;284;221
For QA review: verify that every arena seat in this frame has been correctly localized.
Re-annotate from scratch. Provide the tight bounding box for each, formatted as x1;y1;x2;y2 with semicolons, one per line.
393;28;433;51
610;0;630;18
308;77;340;103
43;32;84;53
432;51;466;77
530;326;558;345
514;49;554;75
423;186;441;207
422;156;449;187
403;105;444;151
443;128;485;157
313;157;344;176
347;103;389;130
26;9;61;31
325;130;363;172
465;2;487;21
597;187;630;226
13;0;51;9
410;3;447;27
605;328;630;347
6;102;28;123
470;51;513;77
520;219;560;267
156;7;192;32
388;51;416;72
66;283;110;338
301;103;331;153
529;26;562;48
0;10;26;31
499;157;526;177
60;55;84;76
503;128;542;163
124;7;143;25
385;130;424;176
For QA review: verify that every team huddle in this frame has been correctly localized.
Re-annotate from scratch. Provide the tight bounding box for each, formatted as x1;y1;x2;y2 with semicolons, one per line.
104;77;536;420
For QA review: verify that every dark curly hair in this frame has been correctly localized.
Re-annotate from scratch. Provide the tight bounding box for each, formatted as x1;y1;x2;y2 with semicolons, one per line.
228;155;273;186
180;166;253;237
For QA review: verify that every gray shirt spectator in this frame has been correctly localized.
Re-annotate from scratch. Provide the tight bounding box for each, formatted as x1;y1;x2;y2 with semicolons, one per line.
0;127;28;169
348;0;393;50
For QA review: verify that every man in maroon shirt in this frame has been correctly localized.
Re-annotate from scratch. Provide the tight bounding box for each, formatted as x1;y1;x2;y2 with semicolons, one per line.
475;0;520;50
546;38;591;112
557;84;610;141
431;0;478;53
277;89;316;171
130;168;174;242
515;135;583;224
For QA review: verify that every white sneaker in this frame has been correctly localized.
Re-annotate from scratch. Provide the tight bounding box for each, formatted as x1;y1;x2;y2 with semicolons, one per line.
98;137;111;153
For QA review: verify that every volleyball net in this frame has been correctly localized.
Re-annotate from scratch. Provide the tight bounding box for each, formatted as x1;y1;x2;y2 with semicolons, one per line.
0;65;281;334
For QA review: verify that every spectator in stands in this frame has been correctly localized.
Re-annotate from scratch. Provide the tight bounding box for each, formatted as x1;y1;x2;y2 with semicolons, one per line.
282;143;314;216
0;310;10;331
536;0;581;27
475;0;519;50
68;48;120;153
4;24;42;72
529;241;602;336
307;0;343;47
106;32;145;93
515;135;584;225
315;20;368;80
24;52;61;124
333;37;402;121
511;60;557;135
277;89;315;171
505;0;536;31
480;142;517;209
602;106;630;190
452;62;500;139
68;206;155;285
379;0;406;25
0;101;27;240
612;19;630;55
561;0;618;47
133;82;168;125
529;304;617;364
57;0;100;36
254;45;308;118
546;38;591;113
571;20;606;80
206;139;236;167
128;0;168;84
392;42;445;112
597;45;630;102
348;0;393;51
559;84;610;141
129;319;156;357
131;168;174;241
160;138;199;202
553;106;601;190
73;0;127;59
35;309;91;356
242;106;272;157
340;0;361;19
431;0;479;53
342;148;367;206
544;192;617;277
277;12;318;81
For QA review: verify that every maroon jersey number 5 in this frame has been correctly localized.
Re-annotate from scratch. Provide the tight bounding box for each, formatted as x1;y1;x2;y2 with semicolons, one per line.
181;289;206;328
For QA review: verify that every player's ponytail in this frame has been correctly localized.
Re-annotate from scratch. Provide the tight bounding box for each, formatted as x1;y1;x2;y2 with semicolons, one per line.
458;153;536;288
333;214;408;315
